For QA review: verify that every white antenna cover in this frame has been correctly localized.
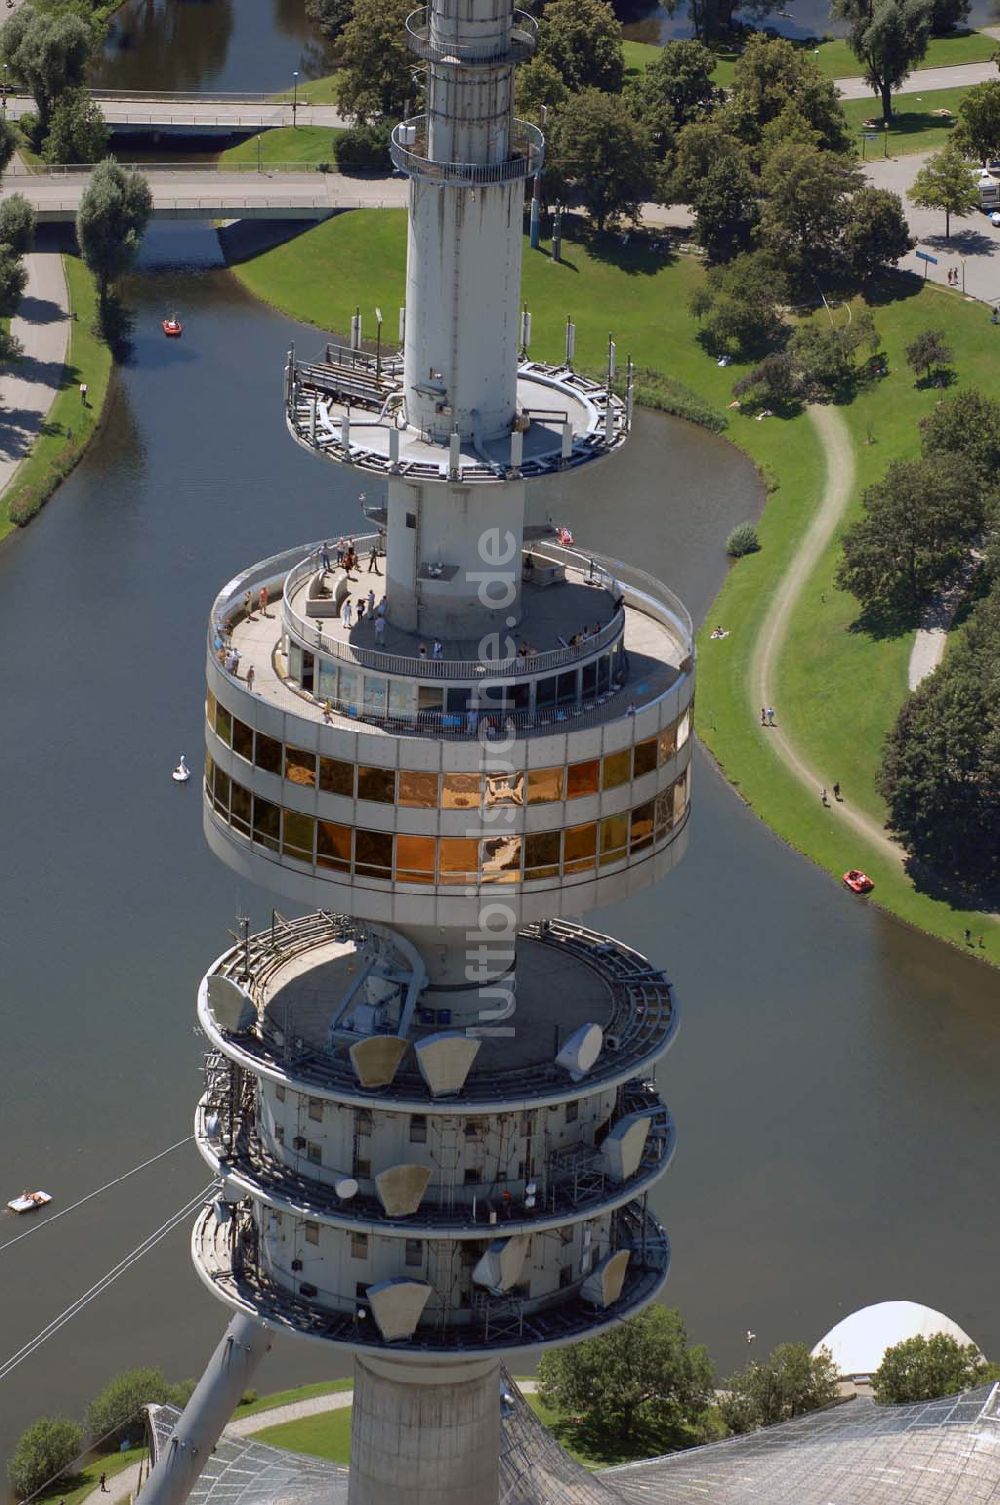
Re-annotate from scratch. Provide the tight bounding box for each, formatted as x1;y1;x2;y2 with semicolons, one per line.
334;1177;359;1200
555;1022;604;1080
206;975;255;1034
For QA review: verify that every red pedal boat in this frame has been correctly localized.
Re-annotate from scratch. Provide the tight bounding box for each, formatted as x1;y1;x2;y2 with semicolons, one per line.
162;317;183;338
843;869;874;894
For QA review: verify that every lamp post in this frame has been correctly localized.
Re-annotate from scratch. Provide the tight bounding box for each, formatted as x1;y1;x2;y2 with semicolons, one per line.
256;133;262;173
292;71;299;129
2;66;8;120
374;306;383;381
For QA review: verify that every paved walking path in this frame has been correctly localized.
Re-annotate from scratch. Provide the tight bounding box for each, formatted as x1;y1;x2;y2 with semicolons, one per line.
749;405;906;868
832;58;1000;99
0;239;70;506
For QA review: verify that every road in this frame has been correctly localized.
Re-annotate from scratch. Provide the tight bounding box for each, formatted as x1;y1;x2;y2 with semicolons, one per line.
0;168;408;222
5;91;347;133
832;58;999;100
864;151;1000;304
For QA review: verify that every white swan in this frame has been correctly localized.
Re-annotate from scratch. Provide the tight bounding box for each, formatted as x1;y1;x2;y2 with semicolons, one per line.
172;755;190;783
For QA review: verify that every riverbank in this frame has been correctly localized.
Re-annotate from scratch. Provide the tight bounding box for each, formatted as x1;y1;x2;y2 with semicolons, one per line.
1;253;113;537
220;208;998;954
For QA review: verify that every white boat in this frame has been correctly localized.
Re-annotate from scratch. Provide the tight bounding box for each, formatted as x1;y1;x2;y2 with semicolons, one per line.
7;1190;52;1214
172;755;190;783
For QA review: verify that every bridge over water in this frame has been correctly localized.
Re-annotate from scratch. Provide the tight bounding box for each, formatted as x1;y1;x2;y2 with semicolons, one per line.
5;90;348;134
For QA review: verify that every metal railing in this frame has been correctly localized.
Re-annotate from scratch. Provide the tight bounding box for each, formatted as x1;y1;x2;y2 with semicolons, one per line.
404;6;538;63
390;116;543;186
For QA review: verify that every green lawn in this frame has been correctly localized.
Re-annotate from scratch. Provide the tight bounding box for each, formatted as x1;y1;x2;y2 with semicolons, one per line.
234;1379;353;1419
219;125;345;169
274;72;343;105
33;1447;145;1505
842;85;967;155
2;254;114;537
623;29;997;86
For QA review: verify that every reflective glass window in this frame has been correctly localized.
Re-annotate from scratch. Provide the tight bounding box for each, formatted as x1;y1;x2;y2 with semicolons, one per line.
396;834;436;883
596;655;611;693
567;759;599;799
364;676;387;716
319;757;354;797
357;766;395;804
481;835;522;883
655;790;673;837
389;680;418;721
301;651;315;693
305;1221;320;1245
339;667;360;710
673;769;689;820
526;767;564;804
633;738;657;779
285;745;317;788
317;820;351;871
288;641;302;683
525;830;561;880
215;702;232;745
205;750;214;787
252;795;281;852
564;822;596;873
283;810;315;863
355;828;393;878
536;676;557;709
677;708;691;749
317;657;337;700
557;670;578;705
600;813;628;865
418;685;444;712
582;661;597;697
213;766;230;816
399;770;438;808
602;749;630;790
484;772;523;806
630;800;655;852
439;838;479;884
441;773;480;810
255;732;282;776
206;690;217;726
230;782;251;835
232;717;253;763
658;724;677;765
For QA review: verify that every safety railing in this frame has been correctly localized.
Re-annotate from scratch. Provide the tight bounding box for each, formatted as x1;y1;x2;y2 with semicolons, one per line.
390;116;543;186
404;6;538;63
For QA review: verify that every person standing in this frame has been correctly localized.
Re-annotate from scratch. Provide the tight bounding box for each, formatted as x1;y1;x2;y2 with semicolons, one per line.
258;585;269;616
374;614;386;644
432;638;443;660
833;782;841;801
368;544;381;575
341;598;353;629
246;665;255;692
366;588;375;617
321;542;331;571
243;590;254;620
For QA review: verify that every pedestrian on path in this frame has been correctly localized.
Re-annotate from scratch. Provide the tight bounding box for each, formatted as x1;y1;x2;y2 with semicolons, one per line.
766;707;776;725
366;588;375;616
964;928;973;945
374;614;385;644
258;585;269;616
833;781;841;801
341;598;353;629
100;1475;108;1493
79;382;88;406
760;707;767;726
321;542;331;571
821;788;829;806
246;665;255;692
367;544;381;575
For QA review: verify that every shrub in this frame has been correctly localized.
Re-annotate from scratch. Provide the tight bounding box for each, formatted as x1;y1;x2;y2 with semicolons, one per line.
85;1367;174;1449
872;1333;995;1404
726;522;760;557
333;122;394;173
8;1417;84;1499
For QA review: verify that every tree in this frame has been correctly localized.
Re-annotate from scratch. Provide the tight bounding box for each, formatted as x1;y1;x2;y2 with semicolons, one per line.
515;57;568;124
1;6;92;130
76;159;153;306
0;193;35;256
756;142;863;285
337;0;419;125
836;452;986;621
928;0;970;32
904;327;953;382
878;590;1000;888
719;1344;839;1435
0;242;28;318
7;1417;84;1499
788;309;879;396
333;120;394;172
920;387;1000;483
954;80;1000;165
726;34;851;153
304;0;353;44
691;155;759;262
546;89;654;230
0;116;16;185
732;351;801;410
536;0;624;95
909;140;979;238
832;0;933;126
537;1306;716;1449
43;88;109;164
85;1366;181;1448
670;119;752;204
841;186;913;279
627;39;720;147
689;251;787;358
872;1333;994;1403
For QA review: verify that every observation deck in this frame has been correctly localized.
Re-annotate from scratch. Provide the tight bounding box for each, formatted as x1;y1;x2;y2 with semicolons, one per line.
191;1200;670;1356
197;913;680;1113
285;350;628;483
389;117;543;186
404;7;538;64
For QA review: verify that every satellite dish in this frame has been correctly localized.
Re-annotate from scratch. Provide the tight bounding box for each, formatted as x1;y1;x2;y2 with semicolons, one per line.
525;1181;537;1197
212;1200;232;1225
554;1022;604;1080
334;1176;359;1200
204;1112;221;1139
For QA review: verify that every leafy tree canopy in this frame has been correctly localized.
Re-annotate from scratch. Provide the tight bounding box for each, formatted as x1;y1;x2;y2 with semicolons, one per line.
872;1333;996;1404
7;1417;84;1500
920;387;1000;483
909;139;980;237
691;153;760;262
537;1306;716;1450
727;34;851;153
719;1343;839;1434
904;326;953;381
515;56;569;124
670;118;752;204
0;116;16;181
85;1366;191;1449
304;0;354;45
841;185;913;278
75;158;153;305
954;80;1000;165
0;192;35;256
832;0;933;125
1;5;92;127
43;88;109;164
689;249;787;357
756;141;863;284
337;0;419;125
627;39;720;151
536;0;624;95
546;88;655;229
0;241;28;320
788;307;879;396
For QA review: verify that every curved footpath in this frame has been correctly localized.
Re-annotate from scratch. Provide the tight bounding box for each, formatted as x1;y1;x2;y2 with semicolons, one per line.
0;242;70;511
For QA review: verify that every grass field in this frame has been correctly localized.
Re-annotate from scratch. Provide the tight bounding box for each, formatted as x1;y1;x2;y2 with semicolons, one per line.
224;207;999;950
274;72;342;105
623;28;997;86
234;1379;353;1419
219;125;345;169
1;255;114;538
842;85;967;155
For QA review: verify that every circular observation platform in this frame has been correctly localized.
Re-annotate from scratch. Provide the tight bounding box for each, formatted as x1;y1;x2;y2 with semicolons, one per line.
195;1080;675;1241
404;8;538;64
285;351;627;484
389;117;543;187
191;1199;669;1357
197;913;680;1114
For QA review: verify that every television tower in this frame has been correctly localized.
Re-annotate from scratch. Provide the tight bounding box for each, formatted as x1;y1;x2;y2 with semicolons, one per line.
141;0;694;1499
